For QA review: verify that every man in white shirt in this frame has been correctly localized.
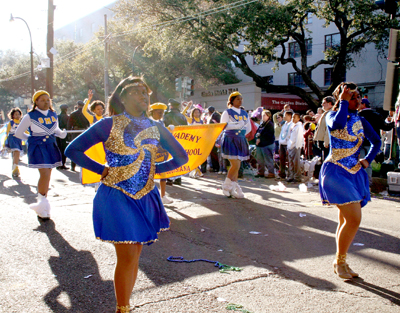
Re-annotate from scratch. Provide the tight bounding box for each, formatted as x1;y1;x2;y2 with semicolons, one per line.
287;113;303;182
278;111;293;179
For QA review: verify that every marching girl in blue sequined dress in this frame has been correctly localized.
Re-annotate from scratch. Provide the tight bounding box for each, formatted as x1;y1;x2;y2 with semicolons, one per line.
319;83;380;280
15;91;67;220
65;77;188;313
220;92;251;198
5;107;24;177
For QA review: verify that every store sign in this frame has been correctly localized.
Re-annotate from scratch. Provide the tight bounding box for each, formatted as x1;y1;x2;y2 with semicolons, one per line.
201;88;238;97
262;95;310;111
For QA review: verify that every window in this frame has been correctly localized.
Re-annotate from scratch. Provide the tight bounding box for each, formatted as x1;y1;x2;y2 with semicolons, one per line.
325;33;340;50
289;39;312;58
288;72;311;88
324;68;346;86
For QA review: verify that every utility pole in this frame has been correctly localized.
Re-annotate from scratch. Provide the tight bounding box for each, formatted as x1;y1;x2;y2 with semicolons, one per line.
46;0;54;98
104;14;109;103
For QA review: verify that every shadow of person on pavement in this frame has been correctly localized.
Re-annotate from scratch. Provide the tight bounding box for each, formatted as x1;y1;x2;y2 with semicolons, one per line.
138;175;400;295
33;219;115;312
0;174;37;205
346;279;400;306
54;168;82;185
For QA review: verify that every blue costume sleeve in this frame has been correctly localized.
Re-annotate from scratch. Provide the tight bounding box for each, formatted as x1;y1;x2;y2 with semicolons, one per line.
360;116;381;164
65;118;113;175
155;122;188;173
326;100;348;130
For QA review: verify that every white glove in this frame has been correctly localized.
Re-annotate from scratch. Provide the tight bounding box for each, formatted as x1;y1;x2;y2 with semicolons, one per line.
60;129;67;139
168;125;175;131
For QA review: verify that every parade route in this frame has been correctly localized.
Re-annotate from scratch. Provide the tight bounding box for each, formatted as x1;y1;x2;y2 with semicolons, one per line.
1;156;400;313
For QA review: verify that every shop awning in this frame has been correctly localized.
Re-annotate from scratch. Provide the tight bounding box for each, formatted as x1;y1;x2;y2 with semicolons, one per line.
261;93;311;111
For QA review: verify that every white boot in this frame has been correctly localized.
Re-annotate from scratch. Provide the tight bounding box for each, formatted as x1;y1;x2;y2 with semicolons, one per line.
231;182;245;199
221;178;234;197
30;194;51;219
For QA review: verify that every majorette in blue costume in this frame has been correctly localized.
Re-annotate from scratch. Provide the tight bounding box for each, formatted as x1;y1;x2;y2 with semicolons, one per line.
4;108;24;177
15;90;67;220
318;83;380;280
65;77;188;313
220;91;251;198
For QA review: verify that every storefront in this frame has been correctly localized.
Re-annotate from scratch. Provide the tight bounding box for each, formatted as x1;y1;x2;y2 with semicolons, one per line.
190;81;312;113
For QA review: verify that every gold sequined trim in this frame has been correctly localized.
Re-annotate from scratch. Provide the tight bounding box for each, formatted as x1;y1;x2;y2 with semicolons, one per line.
325;121;364;174
322;199;367;206
103;115;160;199
96;227;170;245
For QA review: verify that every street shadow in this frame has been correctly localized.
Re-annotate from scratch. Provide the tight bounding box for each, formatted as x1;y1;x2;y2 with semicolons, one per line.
346;279;400;306
0;174;37;204
54;168;82;184
33;219;115;312
139;175;400;294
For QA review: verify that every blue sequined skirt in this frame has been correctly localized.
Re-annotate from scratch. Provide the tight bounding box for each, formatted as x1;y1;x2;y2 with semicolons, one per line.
221;132;250;161
93;184;170;244
319;162;370;208
5;134;23;152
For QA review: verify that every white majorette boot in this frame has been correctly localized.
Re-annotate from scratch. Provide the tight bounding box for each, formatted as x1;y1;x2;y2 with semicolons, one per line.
12;164;20;177
221;177;234;197
30;194;51;220
231;181;245;199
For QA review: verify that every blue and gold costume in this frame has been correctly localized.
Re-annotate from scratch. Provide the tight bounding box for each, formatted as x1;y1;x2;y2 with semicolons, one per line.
319;101;380;207
221;108;250;160
5;120;23;152
65;112;188;244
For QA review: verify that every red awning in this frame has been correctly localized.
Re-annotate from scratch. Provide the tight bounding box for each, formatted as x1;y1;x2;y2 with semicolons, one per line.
261;93;311;112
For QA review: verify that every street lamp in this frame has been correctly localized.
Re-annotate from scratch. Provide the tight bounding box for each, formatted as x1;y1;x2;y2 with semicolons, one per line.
10;14;35;99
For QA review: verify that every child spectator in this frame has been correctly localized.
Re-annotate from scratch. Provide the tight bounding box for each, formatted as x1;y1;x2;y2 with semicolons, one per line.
287;113;303;182
278;111;293;179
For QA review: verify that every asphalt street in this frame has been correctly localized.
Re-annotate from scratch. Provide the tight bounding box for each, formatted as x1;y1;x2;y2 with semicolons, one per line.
1;155;400;313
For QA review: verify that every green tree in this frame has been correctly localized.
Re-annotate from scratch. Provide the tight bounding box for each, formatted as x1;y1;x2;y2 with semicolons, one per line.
114;0;399;110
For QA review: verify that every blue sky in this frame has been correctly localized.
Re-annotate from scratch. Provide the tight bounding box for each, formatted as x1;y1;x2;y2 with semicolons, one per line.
0;0;115;54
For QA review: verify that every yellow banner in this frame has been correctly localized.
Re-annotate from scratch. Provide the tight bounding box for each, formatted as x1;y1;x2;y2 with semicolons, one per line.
155;123;226;179
81;123;226;184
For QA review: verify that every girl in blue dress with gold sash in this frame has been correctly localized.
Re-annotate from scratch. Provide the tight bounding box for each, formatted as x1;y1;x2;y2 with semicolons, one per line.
65;77;188;313
220;92;251;198
5;107;23;177
319;83;380;280
15;91;67;220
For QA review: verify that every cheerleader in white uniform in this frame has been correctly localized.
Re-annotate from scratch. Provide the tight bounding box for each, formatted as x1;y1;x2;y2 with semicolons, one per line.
15;90;67;220
5;108;23;177
220;92;251;198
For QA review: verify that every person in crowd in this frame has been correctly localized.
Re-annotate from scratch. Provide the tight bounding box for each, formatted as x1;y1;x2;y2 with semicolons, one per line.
287;113;303;182
206;106;221;124
314;107;324;123
278;111;293;179
67;100;90;171
303;121;314;160
254;110;275;178
5;108;23;177
56;104;70;170
319;83;380;280
15;90;67;220
188;107;203;125
205;106;223;173
313;96;334;161
358;98;394;184
65;77;187;313
220;92;251;198
148;102;174;205
306;109;315;118
273;112;283;155
381;112;399;163
82;89;105;125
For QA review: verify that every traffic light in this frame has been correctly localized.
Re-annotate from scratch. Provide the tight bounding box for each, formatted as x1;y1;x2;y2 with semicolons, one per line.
175;77;182;92
186;78;194;96
375;0;398;15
